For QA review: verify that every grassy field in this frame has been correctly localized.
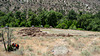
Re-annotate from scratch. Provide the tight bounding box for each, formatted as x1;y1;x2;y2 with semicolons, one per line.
0;27;100;56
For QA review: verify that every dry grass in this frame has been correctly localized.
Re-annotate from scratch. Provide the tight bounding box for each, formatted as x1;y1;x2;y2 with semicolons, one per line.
0;27;100;56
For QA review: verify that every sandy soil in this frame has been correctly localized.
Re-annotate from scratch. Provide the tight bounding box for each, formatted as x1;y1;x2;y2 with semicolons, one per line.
0;27;100;56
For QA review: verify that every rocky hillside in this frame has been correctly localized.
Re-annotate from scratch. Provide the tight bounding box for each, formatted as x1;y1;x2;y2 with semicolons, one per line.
0;0;100;14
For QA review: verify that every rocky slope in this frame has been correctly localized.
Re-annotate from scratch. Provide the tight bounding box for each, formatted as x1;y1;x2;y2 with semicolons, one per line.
0;0;100;14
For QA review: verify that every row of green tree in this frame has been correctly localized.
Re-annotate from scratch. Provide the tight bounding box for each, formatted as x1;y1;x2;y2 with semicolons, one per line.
0;10;100;31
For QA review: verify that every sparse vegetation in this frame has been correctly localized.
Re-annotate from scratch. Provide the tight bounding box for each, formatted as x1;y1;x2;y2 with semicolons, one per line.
28;48;34;51
81;50;91;56
75;42;85;51
89;46;100;54
15;47;24;55
30;53;35;56
0;27;100;56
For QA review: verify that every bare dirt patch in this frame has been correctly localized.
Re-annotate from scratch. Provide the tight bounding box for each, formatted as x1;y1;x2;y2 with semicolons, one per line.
18;27;75;37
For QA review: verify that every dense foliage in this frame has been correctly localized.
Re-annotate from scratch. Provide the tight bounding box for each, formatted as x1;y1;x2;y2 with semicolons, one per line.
0;10;100;31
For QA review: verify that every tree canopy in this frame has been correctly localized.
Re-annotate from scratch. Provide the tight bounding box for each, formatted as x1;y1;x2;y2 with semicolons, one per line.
0;10;100;31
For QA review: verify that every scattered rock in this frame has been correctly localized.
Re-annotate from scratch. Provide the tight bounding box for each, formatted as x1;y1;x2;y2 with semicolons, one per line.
52;45;70;56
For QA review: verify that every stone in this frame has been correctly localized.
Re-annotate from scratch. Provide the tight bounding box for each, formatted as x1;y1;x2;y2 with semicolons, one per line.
52;45;69;56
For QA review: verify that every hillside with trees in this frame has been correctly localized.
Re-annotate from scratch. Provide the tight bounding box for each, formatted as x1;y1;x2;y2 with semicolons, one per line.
0;1;100;56
0;0;100;31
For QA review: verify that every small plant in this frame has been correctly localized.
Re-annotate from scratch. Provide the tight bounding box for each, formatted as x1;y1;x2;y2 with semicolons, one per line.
64;38;70;42
91;40;99;45
43;53;47;56
37;50;42;55
28;48;33;51
90;46;100;54
40;43;44;46
20;37;23;39
39;37;45;41
75;43;84;51
81;50;91;56
74;37;78;41
64;38;73;45
15;47;24;55
30;53;35;56
26;45;34;51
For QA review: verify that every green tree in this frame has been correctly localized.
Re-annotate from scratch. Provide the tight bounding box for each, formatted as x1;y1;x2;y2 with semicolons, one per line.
37;10;48;26
56;17;71;29
15;11;21;19
20;21;26;27
95;11;100;19
0;16;8;27
87;18;100;31
77;14;92;29
27;12;39;26
0;11;5;16
47;10;63;27
67;9;77;20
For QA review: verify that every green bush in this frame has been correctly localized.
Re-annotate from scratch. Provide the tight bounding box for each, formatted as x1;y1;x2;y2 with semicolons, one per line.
77;28;84;30
56;23;68;29
1;25;4;27
69;24;77;30
44;24;49;28
67;9;77;20
20;21;26;27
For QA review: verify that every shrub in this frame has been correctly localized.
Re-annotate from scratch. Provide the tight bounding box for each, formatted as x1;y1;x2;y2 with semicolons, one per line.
20;21;26;27
90;46;100;54
44;24;49;28
81;50;91;56
69;24;77;30
56;23;68;29
77;28;84;30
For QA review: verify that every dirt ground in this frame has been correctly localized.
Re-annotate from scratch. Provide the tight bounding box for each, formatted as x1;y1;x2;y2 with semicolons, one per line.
0;27;100;56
